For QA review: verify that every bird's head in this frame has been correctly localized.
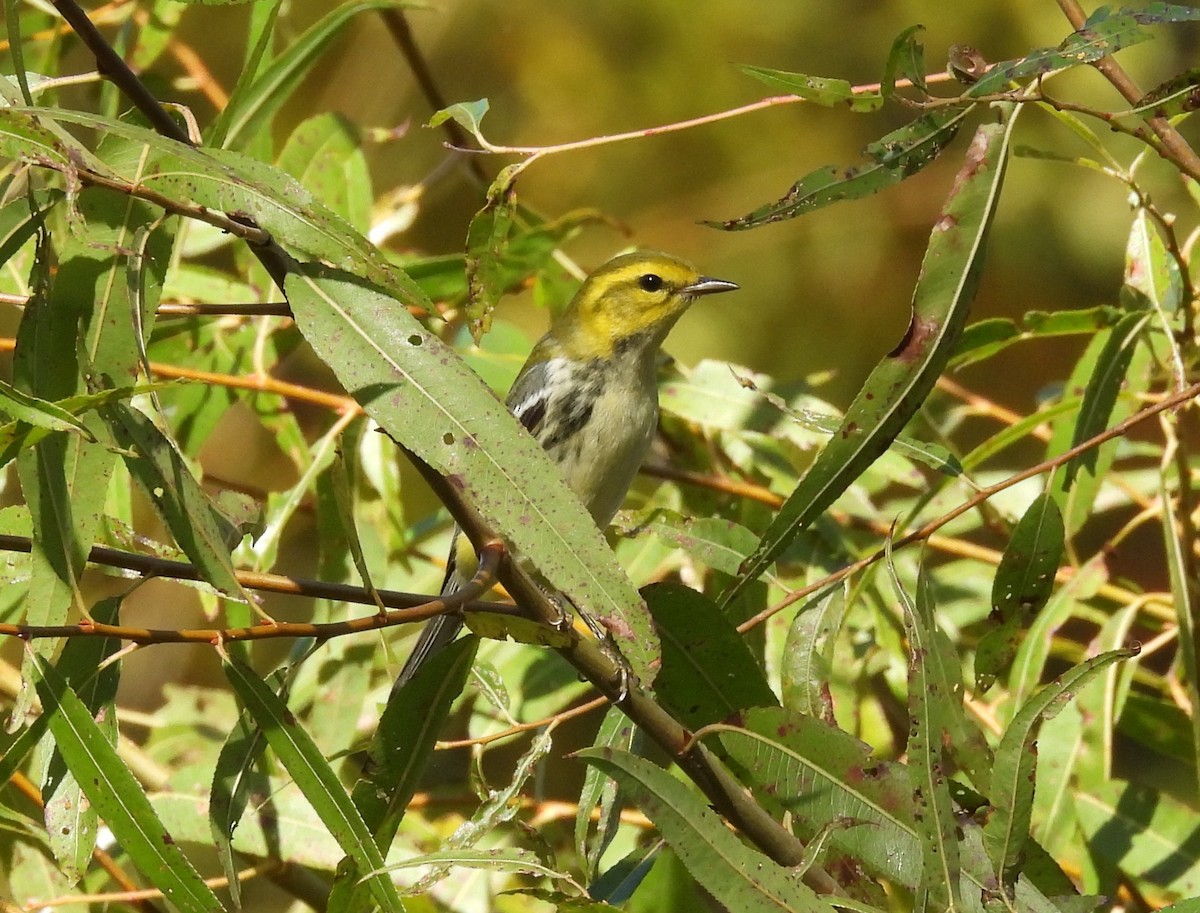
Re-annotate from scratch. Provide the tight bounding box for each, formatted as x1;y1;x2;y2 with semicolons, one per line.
556;251;738;359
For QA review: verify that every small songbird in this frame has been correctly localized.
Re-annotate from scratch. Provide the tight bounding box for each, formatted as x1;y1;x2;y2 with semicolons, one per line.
395;250;738;687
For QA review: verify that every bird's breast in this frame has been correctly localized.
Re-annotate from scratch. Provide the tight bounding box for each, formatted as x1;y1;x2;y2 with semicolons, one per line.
536;356;659;527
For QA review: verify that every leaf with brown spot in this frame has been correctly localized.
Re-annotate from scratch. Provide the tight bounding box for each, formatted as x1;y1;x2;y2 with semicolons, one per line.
724;105;1018;604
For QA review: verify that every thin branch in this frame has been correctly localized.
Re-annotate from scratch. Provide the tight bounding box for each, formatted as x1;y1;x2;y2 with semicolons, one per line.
466;72;956;158
0;538;514;644
0;297;294;317
49;0;293;286
741;378;1200;632
155;301;292;317
32;861;279;909
1055;0;1200;181
437;695;607;750
378;8;489;186
51;0;189;144
27;158;273;244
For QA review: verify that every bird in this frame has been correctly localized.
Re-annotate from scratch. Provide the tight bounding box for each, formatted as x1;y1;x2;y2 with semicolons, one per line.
395;250;739;688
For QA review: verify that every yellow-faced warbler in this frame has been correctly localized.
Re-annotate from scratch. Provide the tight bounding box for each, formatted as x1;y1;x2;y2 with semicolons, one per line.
396;250;738;687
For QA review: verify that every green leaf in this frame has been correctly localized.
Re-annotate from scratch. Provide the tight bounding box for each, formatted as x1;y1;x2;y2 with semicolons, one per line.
1076;780;1200;902
725;107;1016;603
968;5;1200;99
208;711;266;909
576;706;636;881
104;401;247;598
707;106;971;229
1100;2;1200;25
212;0;406;148
952;307;1124;368
464;165;520;341
1057;310;1148;489
641;512;760;578
334;636;477;913
780;586;845;718
645;582;777;730
1126;206;1185;382
738;65;884;112
975;494;1065;692
12;202;120;719
1161;468;1200;801
0;189;58;266
428;98;490;144
0;381;181;468
40;598;121;883
577;747;835;912
6;106;432;314
0;379;95;440
32;654;225;912
357;636;477;842
951;317;1020;366
985;648;1136;896
221;654;405;913
967;9;1168;97
881;24;927;95
284;265;659;683
154;786;345;869
1024;305;1125;334
277;112;373;233
892;559;964;911
716;707;921;888
1132;67;1200;117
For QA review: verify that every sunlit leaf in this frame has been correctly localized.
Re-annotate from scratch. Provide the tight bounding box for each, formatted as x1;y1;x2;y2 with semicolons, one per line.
707;107;972;229
578;747;836;912
738;65;884;112
726;107;1016;602
976;494;1065;692
285;265;659;683
33;654;225;912
985;648;1136;895
221;655;405;913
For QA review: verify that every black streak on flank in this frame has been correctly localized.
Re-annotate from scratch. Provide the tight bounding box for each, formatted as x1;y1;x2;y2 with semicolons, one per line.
518;396;547;435
540;368;604;451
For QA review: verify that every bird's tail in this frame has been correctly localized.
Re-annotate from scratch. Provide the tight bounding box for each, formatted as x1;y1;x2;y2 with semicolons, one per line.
392;530;468;692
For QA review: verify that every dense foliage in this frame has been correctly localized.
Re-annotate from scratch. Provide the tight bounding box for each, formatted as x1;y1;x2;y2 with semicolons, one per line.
2;2;1200;912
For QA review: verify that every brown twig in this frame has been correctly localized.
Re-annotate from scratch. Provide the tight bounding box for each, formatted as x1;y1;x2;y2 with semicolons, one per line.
49;0;292;286
31;862;278;910
1055;0;1200;183
437;695;608;750
29;160;273;244
741;378;1200;632
0;539;513;644
6;768;161;912
378;8;489;186
51;0;188;143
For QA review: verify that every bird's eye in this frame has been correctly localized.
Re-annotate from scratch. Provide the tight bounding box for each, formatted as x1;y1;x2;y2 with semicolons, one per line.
638;273;664;293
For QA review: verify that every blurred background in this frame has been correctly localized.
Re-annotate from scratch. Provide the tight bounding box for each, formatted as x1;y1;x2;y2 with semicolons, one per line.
156;0;1200;408
7;0;1200;723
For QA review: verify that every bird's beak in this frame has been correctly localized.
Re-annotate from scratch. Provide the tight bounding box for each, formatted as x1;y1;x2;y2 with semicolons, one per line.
683;277;739;297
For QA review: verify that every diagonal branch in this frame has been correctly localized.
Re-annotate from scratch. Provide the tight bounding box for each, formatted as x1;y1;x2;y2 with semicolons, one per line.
0;541;511;645
745;377;1200;632
379;8;489;185
49;0;293;286
1055;0;1200;180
